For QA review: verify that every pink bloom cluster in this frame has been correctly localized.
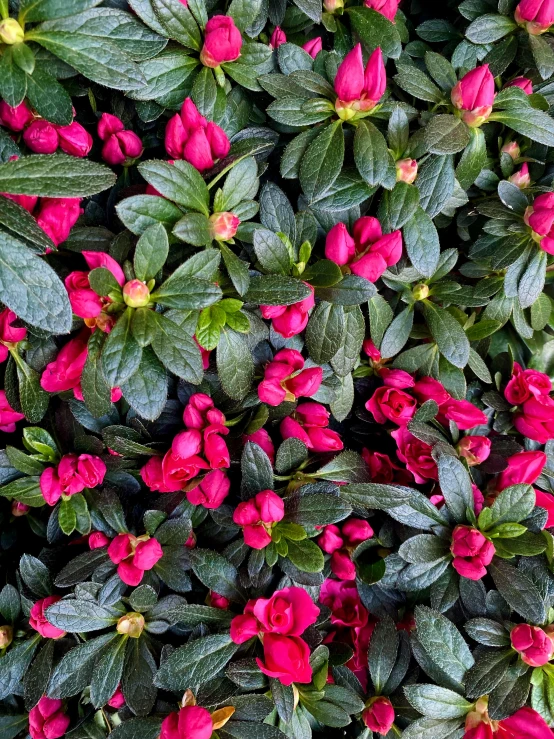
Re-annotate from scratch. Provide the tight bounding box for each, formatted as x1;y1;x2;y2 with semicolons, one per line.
97;113;143;166
230;586;319;685
161;705;213;739
233;490;284;549
260;284;315;339
464;705;554;738
29;697;70;739
108;533;163;586
325;216;402;283
451;65;495;127
258;349;323;406
511;623;554;666
2;186;82;246
334;44;386;118
515;0;554;34
141;393;231;508
450;526;495;580
281;402;343;452
165;98;230;171
318;518;373;579
39;453;106;506
505;362;554;442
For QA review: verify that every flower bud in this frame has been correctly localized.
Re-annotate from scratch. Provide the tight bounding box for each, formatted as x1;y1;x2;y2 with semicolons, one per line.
0;624;13;648
209;212;240;241
324;0;344;11
269;26;286;49
511;623;554;666
23;119;59;154
117;612;145;638
505;76;533;94
509;162;531;189
501;141;520;160
302;37;322;58
0;19;24;45
457;436;491;466
515;0;554;34
363;697;395;734
396;158;418;184
200;15;242;68
11;500;30;516
123;279;150;308
0;101;33;131
412;283;429;301
451;65;495;127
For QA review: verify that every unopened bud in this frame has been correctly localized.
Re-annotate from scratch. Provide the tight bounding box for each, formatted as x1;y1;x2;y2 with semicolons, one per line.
0;19;24;44
324;0;344;11
0;625;13;648
396;158;418;184
509;162;531;189
12;501;30;516
123;280;150;308
412;284;429;301
116;612;145;638
501;141;520;160
209;212;240;241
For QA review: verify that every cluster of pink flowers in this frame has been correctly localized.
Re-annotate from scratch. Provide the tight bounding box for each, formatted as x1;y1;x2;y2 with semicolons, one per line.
232;490;284;549
2;184;82;246
165;98;230;172
450;526;495;580
39;453;106;506
230;586;319;685
451;64;495;127
141;393;231;508
260;284;315;339
108;533;163;586
511;623;554;666
334;44;386;119
97;113;143;166
268;27;322;57
525;192;554;255
464;702;553;739
65;251;125;329
515;0;554;34
504;362;554;442
318;518;373;579
258;349;322;406
29;697;70;739
325;216;402;283
281;402;343;452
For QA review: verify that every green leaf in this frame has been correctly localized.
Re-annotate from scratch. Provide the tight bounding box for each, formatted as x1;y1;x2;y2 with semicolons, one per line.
354;120;396;189
300;122;344;202
416;155;455;219
0;47;27;108
138;159;209;215
27;30;145;91
437;455;474;523
58;498;77;535
305;301;345;364
403;207;440;277
217;328;254;400
116;195;184;235
151;275;221;309
422;301;470;368
47;633;119;699
16;357;49;423
380;307;414;358
120;347;168;422
415;606;474;685
20;554;52;597
489;560;546;623
0;715;27;739
245;275;311;305
122;637;157;717
286;538;324;572
0;476;44;507
285;493;352;527
404;684;472;719
398;534;450;564
315;450;370;484
368;616;398;693
134;223;169;281
378;181;420;231
150;313;204;383
227;0;262;31
315;275;375;305
331;305;365;377
189;549;245;603
0;194;55;255
464;649;514;699
19;0;102;23
220;242;250;296
340;483;412;512
242;441;274;496
81;330;112;418
519;249;546;310
102;308;143;387
151;0;201;49
91;635;126;709
26;66;73;126
424;115;470;155
489;107;554;148
0;154;115;198
456;128;487;190
348;6;402;59
253;228;291;275
45;599;120;633
0;636;41;701
465;14;516;43
155;634;239;691
89;268;121;298
395;65;444;103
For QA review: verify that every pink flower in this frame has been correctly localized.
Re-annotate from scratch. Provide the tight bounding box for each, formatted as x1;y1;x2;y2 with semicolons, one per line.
57;122;93;157
502;141;520;160
451;526;495;580
439;399;487;430
509;162;531;188
391;426;437;484
35;198;83;246
108;533;163;586
260;284;315;339
325;217;402;282
200;15;242;67
465;705;554;738
525;192;554;254
280;402;343;452
29;697;70;739
0;100;33;131
165;98;230;171
302;37;322;57
252;587;320;636
334;44;386;118
141;456;171;492
2;191;39;213
23;119;59;154
209;211;240;241
0;390;24;432
396;157;418;183
160;705;213;739
243;429;275;464
497;450;547;488
320;579;368;628
29;596;66;639
230;610;261;644
41;329;89;394
451;65;495;126
186;469;230;508
363;697;395;734
162;451;210;492
107;686;125;709
505;76;533;94
318;524;344;554
366;386;416;425
511;624;554;666
0;308;26;362
59;453;106;494
208;592;230;609
258;349;322;406
12;501;30;516
536;490;554;527
256;633;313;685
505;362;552;404
98;113;143;166
233;490;285;549
183;392;221;429
515;0;554;34
363;339;381;362
361;450;398;483
515;395;554;442
269;26;286;49
342;518;373;545
457;436;491;466
412;376;450;405
83;251;125;286
89;532;110;549
364;0;401;21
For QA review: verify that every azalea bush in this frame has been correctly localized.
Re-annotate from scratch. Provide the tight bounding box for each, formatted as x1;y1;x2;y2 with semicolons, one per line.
6;0;554;738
